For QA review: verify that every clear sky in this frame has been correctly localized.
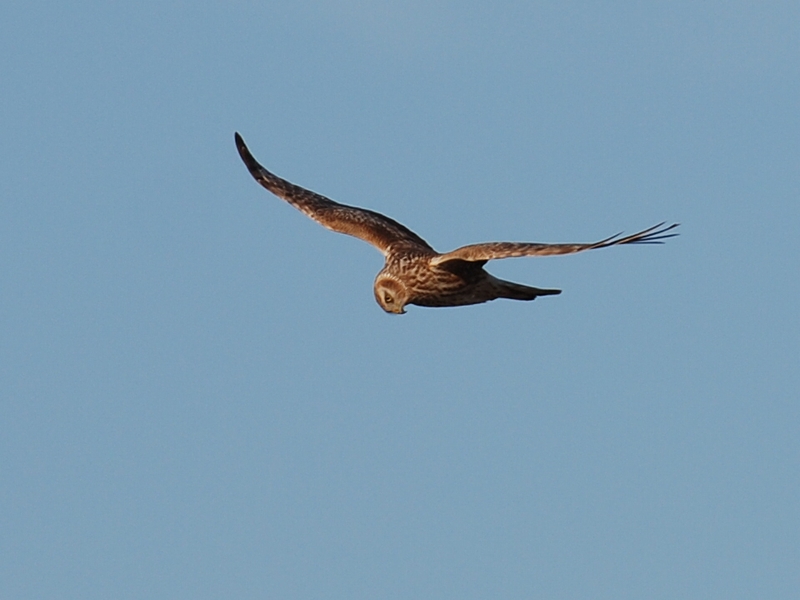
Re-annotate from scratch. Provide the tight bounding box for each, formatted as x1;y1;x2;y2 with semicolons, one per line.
2;1;798;598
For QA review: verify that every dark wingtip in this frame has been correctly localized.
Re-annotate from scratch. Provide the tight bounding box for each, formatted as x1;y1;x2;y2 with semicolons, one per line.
642;222;680;243
234;131;248;158
233;131;263;175
625;222;681;245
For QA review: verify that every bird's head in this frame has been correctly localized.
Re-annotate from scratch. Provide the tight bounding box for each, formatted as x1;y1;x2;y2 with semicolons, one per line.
374;273;408;314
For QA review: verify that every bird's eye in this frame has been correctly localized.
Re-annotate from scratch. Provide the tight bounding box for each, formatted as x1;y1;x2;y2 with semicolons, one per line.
384;293;393;304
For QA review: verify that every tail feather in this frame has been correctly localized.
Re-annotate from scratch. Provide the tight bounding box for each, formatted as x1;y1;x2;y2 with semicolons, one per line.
492;277;561;301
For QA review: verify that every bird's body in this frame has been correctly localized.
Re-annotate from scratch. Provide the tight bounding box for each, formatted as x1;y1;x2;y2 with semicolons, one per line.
234;132;677;314
374;249;560;311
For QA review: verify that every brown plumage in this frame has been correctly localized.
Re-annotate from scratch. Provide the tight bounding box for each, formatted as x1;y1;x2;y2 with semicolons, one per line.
235;133;678;314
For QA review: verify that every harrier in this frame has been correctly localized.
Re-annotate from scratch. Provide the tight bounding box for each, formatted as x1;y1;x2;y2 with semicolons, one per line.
235;133;678;314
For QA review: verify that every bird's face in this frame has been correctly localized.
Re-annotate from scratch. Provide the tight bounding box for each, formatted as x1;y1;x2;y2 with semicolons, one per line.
374;275;408;314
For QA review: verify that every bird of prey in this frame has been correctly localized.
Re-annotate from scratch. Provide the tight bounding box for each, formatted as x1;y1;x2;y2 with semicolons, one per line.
235;132;678;314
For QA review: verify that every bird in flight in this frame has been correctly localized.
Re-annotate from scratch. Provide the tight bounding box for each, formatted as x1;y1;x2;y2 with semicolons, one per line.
235;133;678;314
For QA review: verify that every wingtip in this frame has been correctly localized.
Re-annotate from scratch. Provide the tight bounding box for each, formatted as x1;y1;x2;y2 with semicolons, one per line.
234;131;247;154
233;131;262;174
648;222;681;242
629;222;681;245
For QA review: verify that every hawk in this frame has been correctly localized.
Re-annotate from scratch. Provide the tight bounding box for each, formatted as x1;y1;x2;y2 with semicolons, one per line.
235;133;678;314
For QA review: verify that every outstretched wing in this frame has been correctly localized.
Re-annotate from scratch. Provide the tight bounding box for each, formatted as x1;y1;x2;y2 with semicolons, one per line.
235;133;433;255
431;222;679;266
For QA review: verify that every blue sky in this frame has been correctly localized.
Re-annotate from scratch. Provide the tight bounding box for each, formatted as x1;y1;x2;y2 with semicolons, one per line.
2;1;799;598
